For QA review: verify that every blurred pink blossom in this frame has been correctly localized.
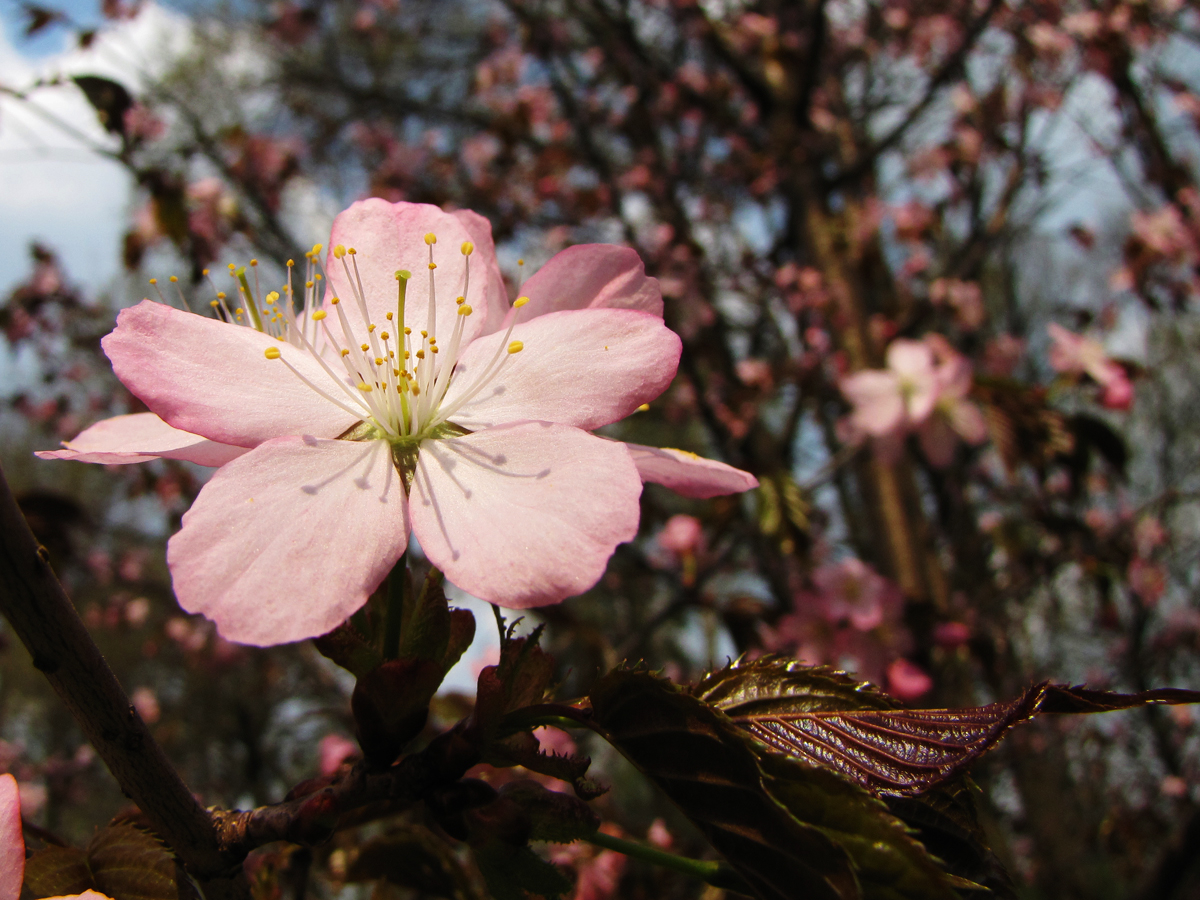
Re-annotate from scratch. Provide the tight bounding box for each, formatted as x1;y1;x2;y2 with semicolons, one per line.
1047;324;1133;410
887;658;933;701
319;734;359;776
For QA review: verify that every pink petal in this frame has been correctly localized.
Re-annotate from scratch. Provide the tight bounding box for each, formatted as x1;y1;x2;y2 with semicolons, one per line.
840;370;904;437
325;199;492;349
43;893;114;900
512;244;663;324
0;775;22;900
36;413;247;467
103;301;358;448
441;309;681;431
885;339;934;378
452;209;510;335
626;444;758;498
167;436;408;646
410;422;641;608
949;400;989;445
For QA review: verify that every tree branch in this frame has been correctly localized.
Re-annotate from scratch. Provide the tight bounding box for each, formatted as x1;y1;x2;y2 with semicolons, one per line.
0;463;247;899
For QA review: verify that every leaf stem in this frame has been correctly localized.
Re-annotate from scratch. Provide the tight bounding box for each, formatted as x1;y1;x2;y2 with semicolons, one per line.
584;831;750;895
382;551;407;661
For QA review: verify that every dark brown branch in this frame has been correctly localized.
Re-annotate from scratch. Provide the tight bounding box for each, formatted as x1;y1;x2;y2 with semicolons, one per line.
211;724;479;855
0;463;247;899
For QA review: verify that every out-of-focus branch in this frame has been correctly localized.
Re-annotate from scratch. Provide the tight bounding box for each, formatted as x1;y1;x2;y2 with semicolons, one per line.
0;463;248;900
830;0;1004;188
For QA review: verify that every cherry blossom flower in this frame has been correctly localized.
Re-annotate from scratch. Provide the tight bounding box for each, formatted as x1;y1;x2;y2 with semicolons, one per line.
40;200;756;646
916;338;989;467
1047;323;1134;410
839;338;941;460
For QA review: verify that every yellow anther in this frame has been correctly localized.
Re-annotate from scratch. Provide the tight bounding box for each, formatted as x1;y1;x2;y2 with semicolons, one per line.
169;275;178;283
341;349;350;357
517;258;525;266
381;331;390;340
420;330;428;337
461;241;474;255
266;291;279;304
217;292;226;300
416;350;425;359
411;384;421;396
209;300;219;308
311;310;327;321
348;247;357;255
428;262;437;270
235;308;244;315
367;324;376;333
514;296;530;308
315;273;322;281
458;305;473;316
250;259;258;266
376;357;384;365
287;259;295;267
637;403;650;412
404;351;411;359
331;297;340;305
149;278;158;285
311;243;323;256
228;264;236;272
357;382;373;392
424;233;437;245
305;280;314;289
264;347;281;360
508;341;524;354
386;312;394;320
334;245;346;259
360;344;370;352
404;327;412;335
432;346;439;353
202;268;209;276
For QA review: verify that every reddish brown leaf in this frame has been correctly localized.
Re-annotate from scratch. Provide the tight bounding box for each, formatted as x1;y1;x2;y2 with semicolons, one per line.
696;657;1200;797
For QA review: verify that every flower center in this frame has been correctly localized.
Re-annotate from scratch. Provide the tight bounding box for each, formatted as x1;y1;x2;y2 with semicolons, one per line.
222;236;527;446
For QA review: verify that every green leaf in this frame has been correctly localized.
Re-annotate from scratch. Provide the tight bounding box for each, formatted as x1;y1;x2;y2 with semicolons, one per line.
23;825;192;900
21;846;94;900
88;824;188;900
472;841;572;900
588;668;863;900
398;569;451;663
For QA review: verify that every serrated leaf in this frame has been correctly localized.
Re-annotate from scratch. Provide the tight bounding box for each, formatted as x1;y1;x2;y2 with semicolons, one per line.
588;668;863;900
497;780;600;844
346;824;476;899
472;841;571;900
21;846;94;900
695;657;1200;797
87;824;185;900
